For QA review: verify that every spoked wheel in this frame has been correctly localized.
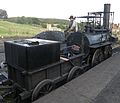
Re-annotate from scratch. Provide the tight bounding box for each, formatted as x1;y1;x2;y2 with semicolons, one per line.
31;79;54;101
67;66;82;81
104;45;112;59
91;49;104;67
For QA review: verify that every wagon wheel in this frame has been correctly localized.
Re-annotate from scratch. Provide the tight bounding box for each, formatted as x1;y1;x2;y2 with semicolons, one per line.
67;66;82;81
91;49;104;67
31;79;54;101
104;45;112;59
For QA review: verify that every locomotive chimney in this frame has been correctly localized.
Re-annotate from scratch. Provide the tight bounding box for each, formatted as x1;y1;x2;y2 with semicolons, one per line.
103;4;111;29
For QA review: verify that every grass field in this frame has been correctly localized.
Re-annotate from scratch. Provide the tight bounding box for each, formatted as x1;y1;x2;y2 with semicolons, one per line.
0;20;46;38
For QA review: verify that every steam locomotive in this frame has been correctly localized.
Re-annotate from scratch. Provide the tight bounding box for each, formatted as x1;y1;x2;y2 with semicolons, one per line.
35;4;116;67
0;4;116;103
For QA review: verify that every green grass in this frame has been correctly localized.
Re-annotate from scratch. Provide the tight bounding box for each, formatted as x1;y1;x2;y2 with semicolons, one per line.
0;20;46;38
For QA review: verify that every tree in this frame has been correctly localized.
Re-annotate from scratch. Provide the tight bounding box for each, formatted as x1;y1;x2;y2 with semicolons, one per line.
57;24;66;29
31;17;40;25
0;9;8;19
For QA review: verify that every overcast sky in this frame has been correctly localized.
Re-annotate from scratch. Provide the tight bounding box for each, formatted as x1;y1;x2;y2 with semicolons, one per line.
0;0;120;23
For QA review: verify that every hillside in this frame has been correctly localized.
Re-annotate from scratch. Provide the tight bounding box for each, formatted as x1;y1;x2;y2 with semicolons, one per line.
6;17;68;25
38;18;68;24
0;20;46;38
0;17;68;38
5;17;68;30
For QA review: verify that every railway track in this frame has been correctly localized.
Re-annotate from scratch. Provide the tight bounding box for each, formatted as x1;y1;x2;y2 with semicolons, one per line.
112;44;120;55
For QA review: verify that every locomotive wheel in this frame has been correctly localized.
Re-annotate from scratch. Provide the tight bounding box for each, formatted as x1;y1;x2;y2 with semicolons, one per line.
107;45;112;57
31;79;54;101
87;55;92;67
104;45;112;59
91;49;104;67
67;66;82;81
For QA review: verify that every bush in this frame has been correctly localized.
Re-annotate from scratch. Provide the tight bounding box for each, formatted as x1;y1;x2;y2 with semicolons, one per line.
41;23;47;28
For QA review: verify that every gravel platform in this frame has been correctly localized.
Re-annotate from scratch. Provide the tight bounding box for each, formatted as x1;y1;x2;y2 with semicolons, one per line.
93;70;120;103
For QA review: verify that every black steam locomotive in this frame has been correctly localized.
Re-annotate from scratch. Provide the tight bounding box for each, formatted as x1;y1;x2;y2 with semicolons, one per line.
0;4;116;103
36;4;115;67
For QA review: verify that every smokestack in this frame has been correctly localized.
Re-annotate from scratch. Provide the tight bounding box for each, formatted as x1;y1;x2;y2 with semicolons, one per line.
103;4;111;29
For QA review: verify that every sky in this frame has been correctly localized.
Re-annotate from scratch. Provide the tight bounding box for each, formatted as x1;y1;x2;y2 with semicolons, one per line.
0;0;120;23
